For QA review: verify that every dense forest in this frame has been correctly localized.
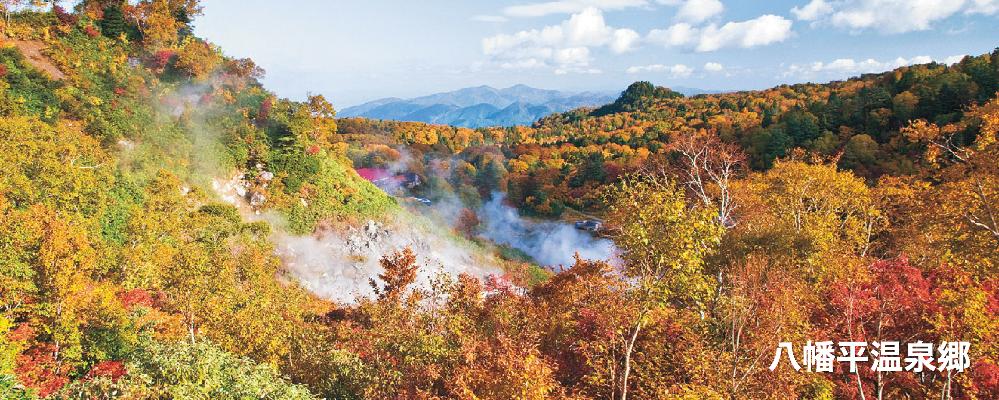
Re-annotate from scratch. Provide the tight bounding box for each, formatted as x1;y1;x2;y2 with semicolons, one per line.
338;50;999;217
0;1;997;399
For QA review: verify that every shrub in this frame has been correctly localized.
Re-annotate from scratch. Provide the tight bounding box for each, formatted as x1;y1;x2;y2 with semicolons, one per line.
58;340;317;399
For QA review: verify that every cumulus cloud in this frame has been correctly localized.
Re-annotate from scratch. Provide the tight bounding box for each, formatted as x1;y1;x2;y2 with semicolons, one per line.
554;47;592;67
676;0;724;23
563;7;614;45
482;7;636;73
791;0;996;33
646;15;792;52
704;61;724;71
647;23;698;47
785;55;963;78
697;15;794;52
611;28;641;53
626;63;693;77
502;0;649;17
791;0;833;21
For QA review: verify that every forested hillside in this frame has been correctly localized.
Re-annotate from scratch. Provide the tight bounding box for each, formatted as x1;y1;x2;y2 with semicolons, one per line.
0;2;997;400
338;53;999;217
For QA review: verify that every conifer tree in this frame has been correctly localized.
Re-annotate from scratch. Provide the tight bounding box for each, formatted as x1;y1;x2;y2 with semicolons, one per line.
100;3;126;39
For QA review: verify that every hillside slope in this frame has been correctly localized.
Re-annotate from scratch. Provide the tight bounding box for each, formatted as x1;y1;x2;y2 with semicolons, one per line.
0;5;503;399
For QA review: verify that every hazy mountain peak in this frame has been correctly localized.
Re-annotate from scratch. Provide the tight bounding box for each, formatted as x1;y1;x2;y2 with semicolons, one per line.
340;85;617;128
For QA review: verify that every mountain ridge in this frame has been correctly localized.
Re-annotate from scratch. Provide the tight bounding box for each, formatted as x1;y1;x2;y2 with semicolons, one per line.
341;85;616;127
341;84;724;128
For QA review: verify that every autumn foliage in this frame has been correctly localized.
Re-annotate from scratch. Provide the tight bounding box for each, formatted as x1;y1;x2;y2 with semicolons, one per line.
0;4;996;400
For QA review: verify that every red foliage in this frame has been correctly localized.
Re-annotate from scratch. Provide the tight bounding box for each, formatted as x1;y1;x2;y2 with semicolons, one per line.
256;97;273;125
834;379;870;400
827;256;935;338
83;25;100;38
576;307;615;340
114;87;126;96
15;344;70;398
822;257;942;398
984;278;999;315
86;361;128;382
149;50;176;70
53;5;78;26
867;256;934;311
0;64;8;78
306;145;321;155
484;274;515;294
969;361;999;399
8;323;34;342
455;208;480;237
118;288;154;310
603;162;624;180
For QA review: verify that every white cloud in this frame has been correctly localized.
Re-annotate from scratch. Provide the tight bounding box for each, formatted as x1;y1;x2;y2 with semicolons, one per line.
792;0;992;33
786;55;958;78
676;0;724;23
563;7;614;46
647;23;698;47
696;15;793;52
944;54;968;64
502;0;649;17
626;63;693;77
810;58;885;73
472;15;508;23
791;0;833;21
704;62;724;71
967;0;999;15
555;51;603;74
671;64;694;77
611;28;641;53
647;15;792;52
482;7;637;73
554;46;592;66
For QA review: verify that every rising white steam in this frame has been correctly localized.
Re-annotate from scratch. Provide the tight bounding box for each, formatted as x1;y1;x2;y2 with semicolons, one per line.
275;216;500;303
478;193;618;267
214;175;501;304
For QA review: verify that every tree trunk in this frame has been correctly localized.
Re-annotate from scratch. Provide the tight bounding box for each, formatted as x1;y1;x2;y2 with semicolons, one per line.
847;295;866;400
941;370;952;400
876;314;884;400
620;318;643;400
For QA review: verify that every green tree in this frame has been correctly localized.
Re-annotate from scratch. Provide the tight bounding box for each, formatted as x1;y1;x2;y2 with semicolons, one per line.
100;3;127;39
781;108;821;145
840;134;879;170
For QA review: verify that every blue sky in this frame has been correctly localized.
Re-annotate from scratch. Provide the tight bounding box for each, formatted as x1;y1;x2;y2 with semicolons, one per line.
194;0;999;108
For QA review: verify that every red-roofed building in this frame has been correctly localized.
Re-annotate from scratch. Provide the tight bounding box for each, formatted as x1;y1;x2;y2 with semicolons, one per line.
356;168;391;182
355;168;421;190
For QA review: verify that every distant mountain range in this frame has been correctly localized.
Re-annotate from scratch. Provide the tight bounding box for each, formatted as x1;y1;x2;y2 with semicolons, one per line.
339;85;720;128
